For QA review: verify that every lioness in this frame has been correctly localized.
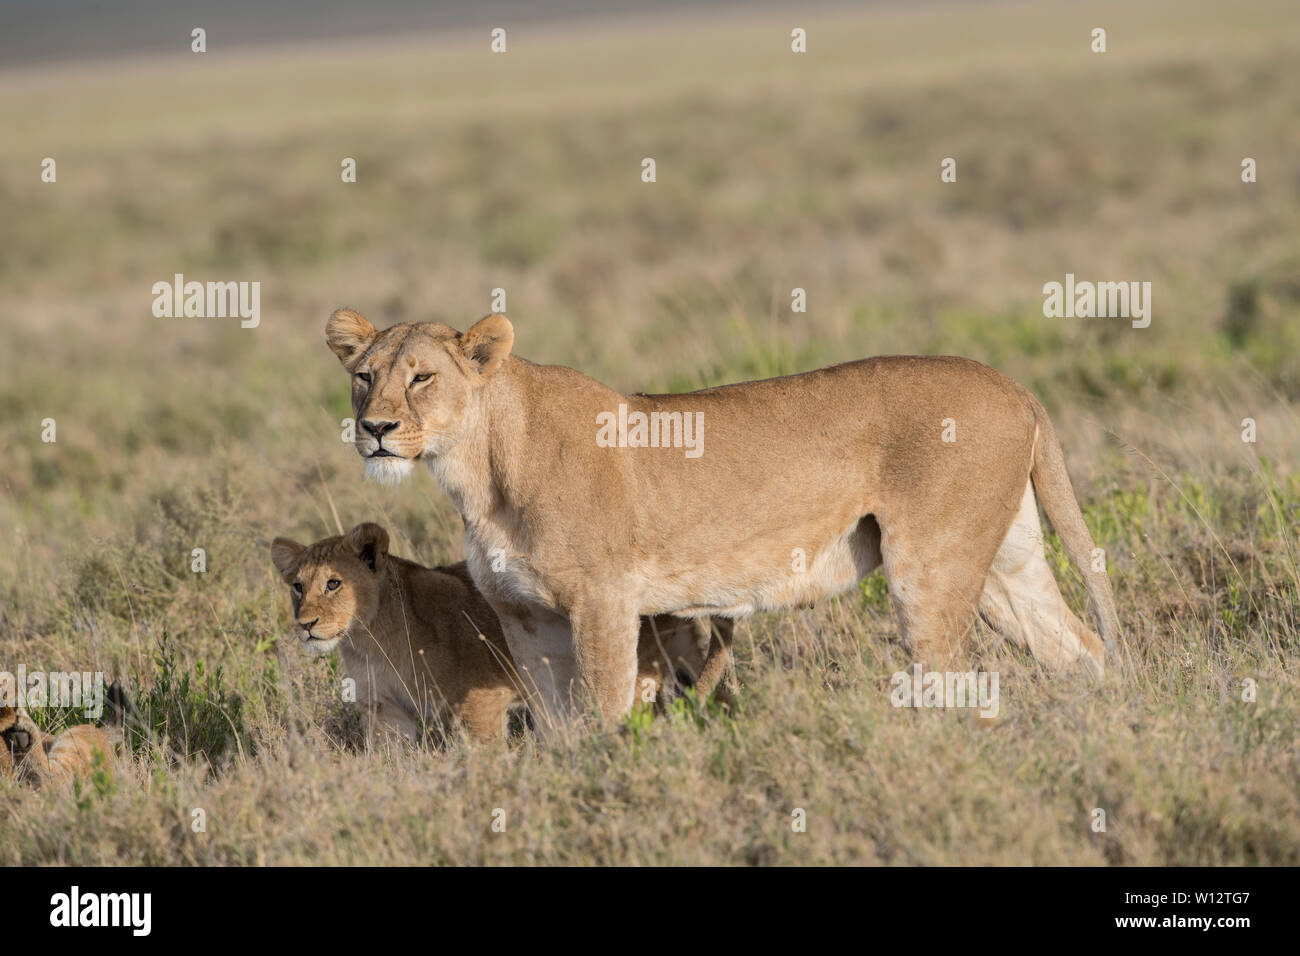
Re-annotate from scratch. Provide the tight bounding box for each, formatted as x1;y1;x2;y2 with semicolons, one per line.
0;681;127;789
271;522;733;743
325;308;1119;727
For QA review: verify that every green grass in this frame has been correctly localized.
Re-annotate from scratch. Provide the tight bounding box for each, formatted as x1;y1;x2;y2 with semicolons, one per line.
1;0;1298;864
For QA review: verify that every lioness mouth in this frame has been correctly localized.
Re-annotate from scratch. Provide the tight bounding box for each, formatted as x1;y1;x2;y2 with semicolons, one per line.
368;449;401;458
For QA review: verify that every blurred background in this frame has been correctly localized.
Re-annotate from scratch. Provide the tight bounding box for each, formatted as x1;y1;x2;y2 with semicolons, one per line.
1;0;1298;864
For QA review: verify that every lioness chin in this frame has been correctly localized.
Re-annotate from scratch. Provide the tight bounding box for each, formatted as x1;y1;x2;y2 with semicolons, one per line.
325;308;1120;729
271;522;733;744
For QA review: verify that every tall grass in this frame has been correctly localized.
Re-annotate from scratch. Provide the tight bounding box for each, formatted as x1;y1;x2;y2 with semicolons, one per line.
1;0;1298;863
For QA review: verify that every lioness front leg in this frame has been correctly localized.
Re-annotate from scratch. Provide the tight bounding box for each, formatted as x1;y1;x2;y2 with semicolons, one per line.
569;598;641;726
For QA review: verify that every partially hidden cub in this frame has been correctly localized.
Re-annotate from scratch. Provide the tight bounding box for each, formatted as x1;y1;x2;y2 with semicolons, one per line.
0;680;128;789
271;522;733;743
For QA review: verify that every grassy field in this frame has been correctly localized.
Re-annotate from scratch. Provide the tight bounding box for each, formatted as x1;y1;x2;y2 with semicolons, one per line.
2;0;1299;864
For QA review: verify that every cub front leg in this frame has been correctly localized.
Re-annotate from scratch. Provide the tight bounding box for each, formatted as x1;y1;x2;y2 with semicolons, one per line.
570;597;641;726
458;688;515;743
363;700;421;749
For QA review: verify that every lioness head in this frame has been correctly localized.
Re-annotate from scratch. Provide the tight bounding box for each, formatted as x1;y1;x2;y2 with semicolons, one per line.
270;523;391;656
325;309;514;485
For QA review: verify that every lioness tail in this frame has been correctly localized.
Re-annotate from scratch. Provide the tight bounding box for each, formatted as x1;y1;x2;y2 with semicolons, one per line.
1028;398;1121;661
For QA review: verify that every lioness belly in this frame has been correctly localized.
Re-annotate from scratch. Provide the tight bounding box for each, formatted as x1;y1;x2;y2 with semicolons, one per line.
645;516;882;617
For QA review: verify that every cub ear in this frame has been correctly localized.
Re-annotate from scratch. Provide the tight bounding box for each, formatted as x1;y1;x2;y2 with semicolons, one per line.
326;308;376;368
345;522;389;572
104;680;132;728
270;537;306;579
459;314;514;377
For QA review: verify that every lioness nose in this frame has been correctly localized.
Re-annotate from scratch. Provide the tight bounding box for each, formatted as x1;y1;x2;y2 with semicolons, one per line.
299;617;319;632
361;419;399;439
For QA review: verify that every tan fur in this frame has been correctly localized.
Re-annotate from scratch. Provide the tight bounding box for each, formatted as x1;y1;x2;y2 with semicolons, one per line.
325;309;1119;727
0;705;118;789
271;523;733;744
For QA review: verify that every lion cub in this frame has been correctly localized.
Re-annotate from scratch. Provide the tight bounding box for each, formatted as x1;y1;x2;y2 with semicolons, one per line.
271;523;732;744
0;682;128;789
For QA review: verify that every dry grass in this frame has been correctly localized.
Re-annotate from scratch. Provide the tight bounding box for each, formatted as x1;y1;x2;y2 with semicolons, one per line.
1;0;1298;864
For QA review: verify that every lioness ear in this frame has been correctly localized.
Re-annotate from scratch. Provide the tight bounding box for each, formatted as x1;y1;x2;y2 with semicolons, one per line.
270;538;306;579
345;522;389;572
326;308;376;368
459;314;514;377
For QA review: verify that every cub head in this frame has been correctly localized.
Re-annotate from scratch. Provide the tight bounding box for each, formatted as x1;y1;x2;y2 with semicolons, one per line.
325;308;514;485
270;522;391;656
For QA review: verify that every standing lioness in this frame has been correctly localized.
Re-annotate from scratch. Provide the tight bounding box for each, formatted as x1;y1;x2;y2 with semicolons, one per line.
325;308;1119;728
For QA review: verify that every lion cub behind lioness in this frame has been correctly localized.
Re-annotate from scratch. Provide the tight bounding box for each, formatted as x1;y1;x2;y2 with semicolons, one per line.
271;523;732;744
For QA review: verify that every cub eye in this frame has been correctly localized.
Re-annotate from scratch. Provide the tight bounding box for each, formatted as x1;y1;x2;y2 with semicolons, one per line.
326;579;342;591
356;371;371;384
411;372;432;385
292;582;303;596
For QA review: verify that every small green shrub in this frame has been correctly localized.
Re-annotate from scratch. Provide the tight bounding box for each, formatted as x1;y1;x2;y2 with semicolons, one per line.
130;637;251;769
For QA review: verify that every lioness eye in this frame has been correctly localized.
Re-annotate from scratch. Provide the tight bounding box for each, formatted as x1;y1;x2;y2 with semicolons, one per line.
326;579;341;591
293;582;303;595
356;371;371;384
411;372;432;385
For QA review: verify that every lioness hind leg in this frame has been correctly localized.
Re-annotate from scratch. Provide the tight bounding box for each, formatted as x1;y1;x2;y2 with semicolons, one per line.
880;530;994;670
978;482;1104;675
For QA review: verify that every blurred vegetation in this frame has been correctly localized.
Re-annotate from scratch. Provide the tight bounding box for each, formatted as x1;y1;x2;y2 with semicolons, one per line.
0;0;1298;863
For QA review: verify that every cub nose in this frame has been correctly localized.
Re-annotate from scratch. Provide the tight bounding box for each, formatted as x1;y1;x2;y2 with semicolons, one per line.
361;419;399;439
299;617;319;633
